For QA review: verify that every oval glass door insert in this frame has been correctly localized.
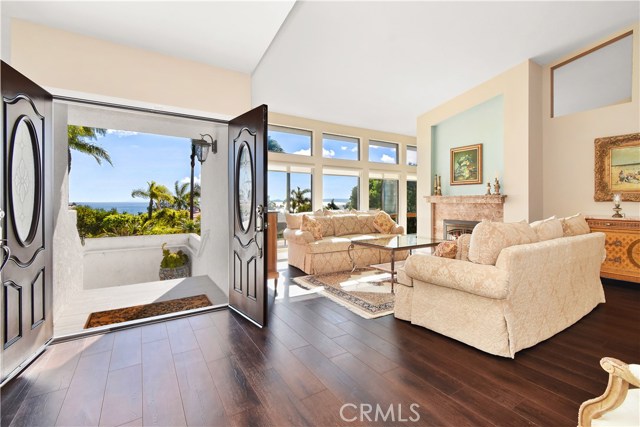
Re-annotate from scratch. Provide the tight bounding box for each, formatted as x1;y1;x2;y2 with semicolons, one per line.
10;117;40;245
237;142;253;232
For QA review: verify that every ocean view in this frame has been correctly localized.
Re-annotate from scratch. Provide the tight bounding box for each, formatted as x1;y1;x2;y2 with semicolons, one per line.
76;199;351;215
73;202;150;215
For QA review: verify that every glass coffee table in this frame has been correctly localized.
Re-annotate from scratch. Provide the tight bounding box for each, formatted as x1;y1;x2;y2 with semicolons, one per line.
348;234;444;293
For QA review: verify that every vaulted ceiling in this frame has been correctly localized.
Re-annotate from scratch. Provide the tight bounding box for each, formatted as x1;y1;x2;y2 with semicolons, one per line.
2;1;638;136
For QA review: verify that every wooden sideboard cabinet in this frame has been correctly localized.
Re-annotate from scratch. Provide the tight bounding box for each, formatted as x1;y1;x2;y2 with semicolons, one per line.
586;217;640;284
267;212;279;289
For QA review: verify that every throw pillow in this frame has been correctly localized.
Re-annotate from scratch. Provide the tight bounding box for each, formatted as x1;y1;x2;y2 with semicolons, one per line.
434;241;457;259
561;213;590;237
301;215;323;240
456;233;472;261
373;211;396;234
356;214;377;234
332;214;360;236
530;216;563;241
468;220;539;265
285;213;303;229
315;216;335;237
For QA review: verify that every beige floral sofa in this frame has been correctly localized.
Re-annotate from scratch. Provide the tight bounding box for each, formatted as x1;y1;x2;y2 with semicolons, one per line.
395;214;606;358
284;210;406;274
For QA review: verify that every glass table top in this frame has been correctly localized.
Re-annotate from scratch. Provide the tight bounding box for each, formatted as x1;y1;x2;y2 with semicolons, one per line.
351;234;444;250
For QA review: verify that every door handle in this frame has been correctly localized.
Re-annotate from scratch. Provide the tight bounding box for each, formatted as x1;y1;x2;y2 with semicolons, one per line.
253;205;265;258
255;204;265;233
0;209;7;273
0;244;9;274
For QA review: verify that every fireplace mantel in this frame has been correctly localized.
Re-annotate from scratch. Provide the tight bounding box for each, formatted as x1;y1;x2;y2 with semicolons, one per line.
424;195;507;204
425;195;507;239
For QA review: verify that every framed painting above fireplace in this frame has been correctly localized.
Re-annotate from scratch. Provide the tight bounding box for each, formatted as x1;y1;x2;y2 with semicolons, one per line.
451;143;482;185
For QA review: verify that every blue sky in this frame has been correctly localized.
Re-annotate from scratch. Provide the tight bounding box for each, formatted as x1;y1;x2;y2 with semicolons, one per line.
269;130;311;155
69;130;200;203
268;172;358;202
269;130;398;164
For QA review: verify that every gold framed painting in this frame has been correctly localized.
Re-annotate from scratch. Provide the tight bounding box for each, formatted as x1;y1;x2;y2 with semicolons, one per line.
594;133;640;202
451;144;482;185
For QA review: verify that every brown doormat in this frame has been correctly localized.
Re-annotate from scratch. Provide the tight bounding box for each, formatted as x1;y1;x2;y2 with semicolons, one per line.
84;294;213;329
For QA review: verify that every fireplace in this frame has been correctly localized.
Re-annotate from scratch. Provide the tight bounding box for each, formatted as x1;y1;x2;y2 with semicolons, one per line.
425;195;506;240
443;220;479;240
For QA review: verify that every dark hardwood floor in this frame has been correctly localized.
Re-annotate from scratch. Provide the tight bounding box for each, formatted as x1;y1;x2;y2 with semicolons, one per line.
2;270;639;427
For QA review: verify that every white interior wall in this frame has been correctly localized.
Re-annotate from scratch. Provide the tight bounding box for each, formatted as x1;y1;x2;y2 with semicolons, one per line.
543;24;640;218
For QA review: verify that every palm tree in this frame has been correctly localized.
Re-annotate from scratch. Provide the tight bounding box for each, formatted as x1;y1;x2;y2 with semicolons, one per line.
67;125;112;171
172;180;201;210
290;186;311;213
131;181;174;220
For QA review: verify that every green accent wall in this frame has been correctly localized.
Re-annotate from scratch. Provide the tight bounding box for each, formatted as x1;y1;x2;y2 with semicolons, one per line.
431;95;504;196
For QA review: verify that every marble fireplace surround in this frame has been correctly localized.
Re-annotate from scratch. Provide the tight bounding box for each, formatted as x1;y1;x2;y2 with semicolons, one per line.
424;195;507;240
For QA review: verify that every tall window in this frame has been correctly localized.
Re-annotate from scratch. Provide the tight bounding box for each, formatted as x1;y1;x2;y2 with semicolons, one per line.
268;125;312;156
369;140;398;164
407;179;417;233
406;145;417;166
369;177;398;217
323;173;359;210
322;134;359;160
268;170;312;213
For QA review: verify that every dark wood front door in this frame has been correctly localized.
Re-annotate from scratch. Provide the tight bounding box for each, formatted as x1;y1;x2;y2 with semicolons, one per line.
228;105;268;327
1;62;53;382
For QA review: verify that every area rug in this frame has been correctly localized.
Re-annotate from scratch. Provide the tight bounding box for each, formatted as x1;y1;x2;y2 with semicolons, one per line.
293;268;394;319
84;294;213;329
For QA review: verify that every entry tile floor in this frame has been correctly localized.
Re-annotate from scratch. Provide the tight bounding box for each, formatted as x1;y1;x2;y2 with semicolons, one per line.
54;275;228;337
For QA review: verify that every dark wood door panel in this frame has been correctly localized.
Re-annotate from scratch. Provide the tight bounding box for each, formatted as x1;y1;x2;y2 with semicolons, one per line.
1;61;53;382
228;105;268;327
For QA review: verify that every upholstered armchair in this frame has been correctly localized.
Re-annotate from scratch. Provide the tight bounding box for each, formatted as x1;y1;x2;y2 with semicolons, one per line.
578;357;640;427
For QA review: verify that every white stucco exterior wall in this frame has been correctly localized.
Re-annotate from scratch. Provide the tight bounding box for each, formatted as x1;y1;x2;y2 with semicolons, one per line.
194;126;230;296
52;104;84;319
82;234;194;289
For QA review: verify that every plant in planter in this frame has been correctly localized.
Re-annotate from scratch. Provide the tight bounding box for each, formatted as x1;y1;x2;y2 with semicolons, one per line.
159;243;190;280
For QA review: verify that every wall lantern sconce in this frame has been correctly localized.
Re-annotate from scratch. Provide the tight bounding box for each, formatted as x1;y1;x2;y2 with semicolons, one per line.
189;134;217;219
193;133;217;163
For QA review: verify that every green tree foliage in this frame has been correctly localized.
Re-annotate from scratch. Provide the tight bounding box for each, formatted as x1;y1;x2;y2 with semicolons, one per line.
74;205;200;239
289;186;311;213
101;213;143;236
172;180;201;211
407;181;417;213
368;179;383;210
74;205;116;240
131;181;175;220
268;136;284;153
407;180;417;233
325;199;339;210
67;125;111;171
346;185;358;210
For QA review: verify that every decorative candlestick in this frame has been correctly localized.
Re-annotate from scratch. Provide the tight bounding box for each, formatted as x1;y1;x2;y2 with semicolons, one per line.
436;175;442;196
434;174;438;195
486;182;492;195
493;178;501;195
612;193;623;218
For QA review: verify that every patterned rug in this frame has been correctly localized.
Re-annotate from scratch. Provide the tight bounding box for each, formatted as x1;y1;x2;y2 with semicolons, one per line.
84;294;213;329
293;268;394;319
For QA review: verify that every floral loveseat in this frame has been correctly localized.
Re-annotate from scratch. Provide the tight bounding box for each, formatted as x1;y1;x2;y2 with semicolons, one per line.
284;210;406;274
395;214;606;358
